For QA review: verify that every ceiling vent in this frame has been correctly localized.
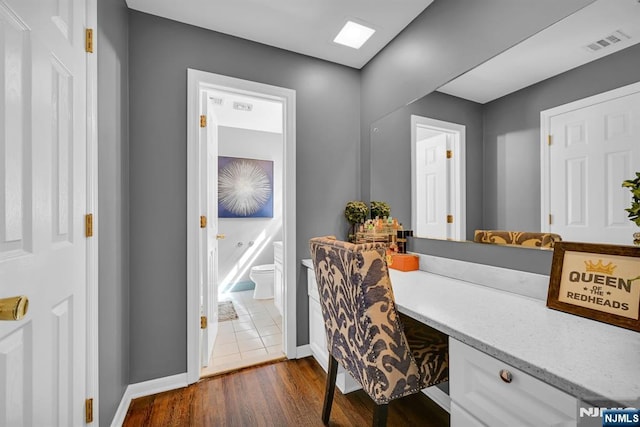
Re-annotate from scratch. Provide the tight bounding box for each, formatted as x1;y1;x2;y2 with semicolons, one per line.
233;101;253;112
209;97;224;106
584;30;631;52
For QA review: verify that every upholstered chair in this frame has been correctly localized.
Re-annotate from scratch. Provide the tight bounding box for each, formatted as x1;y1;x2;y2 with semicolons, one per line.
473;229;562;249
309;236;449;427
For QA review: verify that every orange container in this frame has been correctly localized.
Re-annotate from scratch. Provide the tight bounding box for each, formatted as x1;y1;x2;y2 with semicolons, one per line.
388;253;419;271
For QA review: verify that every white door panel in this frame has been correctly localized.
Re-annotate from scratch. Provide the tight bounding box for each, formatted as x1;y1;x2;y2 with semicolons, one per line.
416;134;448;239
199;95;219;369
0;0;87;424
547;88;640;245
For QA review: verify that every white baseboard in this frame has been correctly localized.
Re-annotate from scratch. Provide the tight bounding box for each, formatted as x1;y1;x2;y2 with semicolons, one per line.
296;344;312;358
111;373;188;427
423;385;451;414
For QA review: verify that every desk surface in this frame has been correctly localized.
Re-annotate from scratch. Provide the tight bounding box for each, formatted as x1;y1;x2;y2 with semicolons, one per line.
389;269;640;407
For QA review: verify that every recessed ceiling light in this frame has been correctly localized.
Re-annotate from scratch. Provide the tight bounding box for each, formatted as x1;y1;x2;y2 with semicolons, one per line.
333;21;375;49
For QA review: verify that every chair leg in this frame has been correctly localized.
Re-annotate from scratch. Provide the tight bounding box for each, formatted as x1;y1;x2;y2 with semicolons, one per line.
372;404;388;427
322;355;338;424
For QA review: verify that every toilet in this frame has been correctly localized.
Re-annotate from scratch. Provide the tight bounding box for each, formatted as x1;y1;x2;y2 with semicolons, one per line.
250;264;275;299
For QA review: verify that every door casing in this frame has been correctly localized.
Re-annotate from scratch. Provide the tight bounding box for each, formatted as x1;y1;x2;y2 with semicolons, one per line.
411;115;466;241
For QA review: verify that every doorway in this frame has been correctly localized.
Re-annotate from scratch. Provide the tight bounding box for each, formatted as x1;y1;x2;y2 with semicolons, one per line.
186;70;296;385
203;89;285;376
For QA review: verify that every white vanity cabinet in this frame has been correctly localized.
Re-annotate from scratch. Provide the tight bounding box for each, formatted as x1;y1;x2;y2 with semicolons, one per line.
273;241;284;316
449;338;577;427
306;264;361;393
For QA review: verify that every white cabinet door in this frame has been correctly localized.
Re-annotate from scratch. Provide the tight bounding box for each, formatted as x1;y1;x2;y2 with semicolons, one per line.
449;339;577;427
306;265;361;394
308;294;327;365
0;0;88;424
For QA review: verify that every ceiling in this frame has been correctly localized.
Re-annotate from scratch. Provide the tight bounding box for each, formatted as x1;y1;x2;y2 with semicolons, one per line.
125;0;435;69
438;0;640;104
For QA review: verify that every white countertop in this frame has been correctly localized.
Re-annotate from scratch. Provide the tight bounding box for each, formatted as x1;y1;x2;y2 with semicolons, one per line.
388;269;640;407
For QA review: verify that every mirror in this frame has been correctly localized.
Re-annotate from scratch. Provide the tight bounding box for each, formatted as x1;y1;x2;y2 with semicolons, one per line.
370;0;640;243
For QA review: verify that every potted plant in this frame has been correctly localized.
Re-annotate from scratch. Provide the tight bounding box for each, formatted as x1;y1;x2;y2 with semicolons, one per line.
622;172;640;245
370;201;391;219
344;201;369;242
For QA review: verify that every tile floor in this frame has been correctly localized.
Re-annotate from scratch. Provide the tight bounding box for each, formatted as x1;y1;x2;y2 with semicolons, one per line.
200;290;284;377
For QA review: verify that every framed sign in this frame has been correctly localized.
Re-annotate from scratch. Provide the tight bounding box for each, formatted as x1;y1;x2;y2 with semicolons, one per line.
547;242;640;332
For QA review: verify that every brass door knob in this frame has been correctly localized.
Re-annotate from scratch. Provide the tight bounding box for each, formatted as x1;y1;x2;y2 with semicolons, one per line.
216;234;226;240
0;296;29;321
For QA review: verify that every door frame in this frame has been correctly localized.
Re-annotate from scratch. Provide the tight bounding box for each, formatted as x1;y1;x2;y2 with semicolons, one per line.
186;69;297;384
540;80;640;232
411;115;466;240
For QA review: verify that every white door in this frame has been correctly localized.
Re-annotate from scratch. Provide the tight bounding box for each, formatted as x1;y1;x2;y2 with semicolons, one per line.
0;0;88;425
416;133;449;239
199;95;219;369
546;89;640;244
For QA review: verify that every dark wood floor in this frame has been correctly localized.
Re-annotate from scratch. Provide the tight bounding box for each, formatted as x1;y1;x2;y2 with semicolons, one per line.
123;357;449;426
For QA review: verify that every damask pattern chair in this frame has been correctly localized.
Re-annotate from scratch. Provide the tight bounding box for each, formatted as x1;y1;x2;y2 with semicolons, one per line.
309;236;449;427
473;229;562;249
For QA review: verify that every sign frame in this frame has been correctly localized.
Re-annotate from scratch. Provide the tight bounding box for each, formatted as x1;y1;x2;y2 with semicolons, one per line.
547;241;640;332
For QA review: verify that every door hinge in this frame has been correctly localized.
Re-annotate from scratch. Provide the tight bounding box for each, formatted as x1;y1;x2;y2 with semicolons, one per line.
549;214;553;225
85;398;94;423
200;115;207;128
200;215;207;228
200;316;208;329
547;135;552;146
85;28;94;53
85;214;94;237
447;215;454;224
446;150;453;159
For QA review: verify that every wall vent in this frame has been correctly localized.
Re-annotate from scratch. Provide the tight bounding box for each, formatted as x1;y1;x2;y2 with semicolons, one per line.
584;30;630;52
233;101;253;112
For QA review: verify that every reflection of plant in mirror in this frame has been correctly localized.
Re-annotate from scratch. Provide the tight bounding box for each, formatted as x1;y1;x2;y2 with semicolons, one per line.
344;201;369;242
622;173;640;227
345;201;369;224
370;201;390;219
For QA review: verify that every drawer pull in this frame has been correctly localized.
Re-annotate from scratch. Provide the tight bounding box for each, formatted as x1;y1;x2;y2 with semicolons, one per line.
499;369;513;383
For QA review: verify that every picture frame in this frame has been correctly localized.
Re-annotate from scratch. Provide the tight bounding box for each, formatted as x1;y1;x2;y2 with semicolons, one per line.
218;156;274;218
547;241;640;332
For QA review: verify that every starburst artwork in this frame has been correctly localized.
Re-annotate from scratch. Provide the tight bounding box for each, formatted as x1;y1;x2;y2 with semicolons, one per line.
218;156;274;218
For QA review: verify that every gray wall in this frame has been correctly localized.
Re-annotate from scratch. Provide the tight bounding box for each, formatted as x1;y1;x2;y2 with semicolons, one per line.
370;91;483;240
128;11;361;382
97;0;129;424
360;0;596;202
483;42;640;231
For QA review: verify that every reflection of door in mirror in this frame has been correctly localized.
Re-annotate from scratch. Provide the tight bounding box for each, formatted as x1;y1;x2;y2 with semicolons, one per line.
541;82;640;245
411;115;466;240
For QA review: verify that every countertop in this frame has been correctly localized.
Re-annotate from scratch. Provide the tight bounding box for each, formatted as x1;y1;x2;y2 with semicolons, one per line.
388;269;640;407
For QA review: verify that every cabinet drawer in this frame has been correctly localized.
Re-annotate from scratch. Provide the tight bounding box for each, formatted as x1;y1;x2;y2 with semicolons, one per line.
451;402;485;427
449;338;577;427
